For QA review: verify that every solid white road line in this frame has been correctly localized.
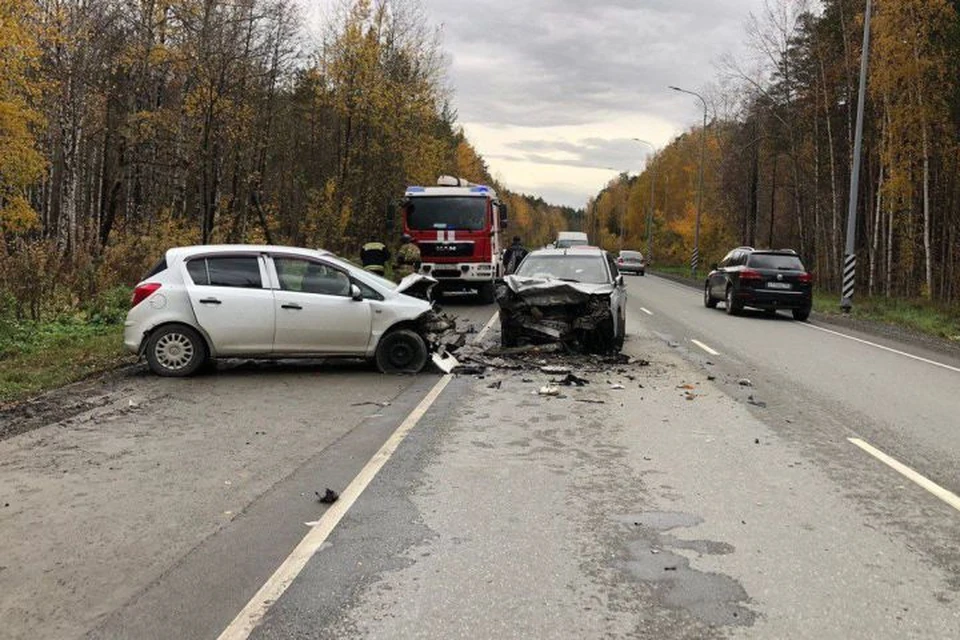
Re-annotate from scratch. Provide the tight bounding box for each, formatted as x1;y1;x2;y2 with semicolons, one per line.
640;307;654;316
476;311;499;342
848;438;960;514
690;339;720;356
217;375;453;640
802;323;960;374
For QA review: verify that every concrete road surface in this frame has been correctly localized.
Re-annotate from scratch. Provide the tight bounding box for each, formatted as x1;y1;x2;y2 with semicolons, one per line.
2;281;959;639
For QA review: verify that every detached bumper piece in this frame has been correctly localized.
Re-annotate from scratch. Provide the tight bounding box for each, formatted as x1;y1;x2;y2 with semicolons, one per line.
496;277;617;354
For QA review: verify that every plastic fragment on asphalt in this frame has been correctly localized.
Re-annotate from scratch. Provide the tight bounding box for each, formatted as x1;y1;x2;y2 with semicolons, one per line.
538;386;561;396
316;488;339;504
738;378;753;386
576;398;605;404
609;383;625;390
432;351;459;374
541;365;572;375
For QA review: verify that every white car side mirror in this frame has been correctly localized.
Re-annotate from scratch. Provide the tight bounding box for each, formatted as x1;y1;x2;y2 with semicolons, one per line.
350;284;363;301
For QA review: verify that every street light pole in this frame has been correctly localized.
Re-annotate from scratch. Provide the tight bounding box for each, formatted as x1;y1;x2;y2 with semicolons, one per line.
841;0;872;312
633;139;656;263
669;85;707;278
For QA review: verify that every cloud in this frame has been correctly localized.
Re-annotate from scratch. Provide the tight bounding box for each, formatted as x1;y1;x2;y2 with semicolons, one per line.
303;0;767;207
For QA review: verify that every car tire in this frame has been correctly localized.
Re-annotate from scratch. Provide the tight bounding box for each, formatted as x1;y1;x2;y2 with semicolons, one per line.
145;324;208;377
704;283;718;308
500;316;519;348
792;307;811;322
613;318;625;352
639;270;645;276
477;282;495;304
725;286;742;316
375;329;428;374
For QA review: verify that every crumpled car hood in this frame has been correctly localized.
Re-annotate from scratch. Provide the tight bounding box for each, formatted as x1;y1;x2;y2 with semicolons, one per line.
501;275;614;305
396;273;439;300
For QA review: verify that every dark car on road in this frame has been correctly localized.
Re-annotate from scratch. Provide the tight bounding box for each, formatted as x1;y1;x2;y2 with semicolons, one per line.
704;247;813;320
617;250;646;276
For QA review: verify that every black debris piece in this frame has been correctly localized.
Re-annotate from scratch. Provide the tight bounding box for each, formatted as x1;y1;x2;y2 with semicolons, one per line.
316;489;339;504
452;364;486;375
487;380;502;389
556;373;590;387
747;395;767;408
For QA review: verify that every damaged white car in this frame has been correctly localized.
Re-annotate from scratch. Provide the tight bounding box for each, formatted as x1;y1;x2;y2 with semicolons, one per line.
124;245;442;376
496;246;627;352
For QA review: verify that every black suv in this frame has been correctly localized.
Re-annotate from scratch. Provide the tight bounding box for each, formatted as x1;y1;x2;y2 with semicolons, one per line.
704;247;813;320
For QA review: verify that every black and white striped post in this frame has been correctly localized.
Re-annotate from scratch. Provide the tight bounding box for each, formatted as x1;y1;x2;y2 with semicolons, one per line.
691;247;699;274
841;0;872;312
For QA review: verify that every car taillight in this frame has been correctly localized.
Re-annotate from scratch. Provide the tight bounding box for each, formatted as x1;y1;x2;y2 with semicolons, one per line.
739;269;763;281
798;272;813;284
131;283;162;308
617;257;624;263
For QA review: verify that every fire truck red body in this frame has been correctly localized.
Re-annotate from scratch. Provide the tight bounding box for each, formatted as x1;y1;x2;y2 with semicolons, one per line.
401;176;508;302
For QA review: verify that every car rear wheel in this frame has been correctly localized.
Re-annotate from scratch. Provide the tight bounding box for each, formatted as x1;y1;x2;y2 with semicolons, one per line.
704;283;718;308
145;324;208;377
375;329;428;374
725;286;742;316
792;307;811;322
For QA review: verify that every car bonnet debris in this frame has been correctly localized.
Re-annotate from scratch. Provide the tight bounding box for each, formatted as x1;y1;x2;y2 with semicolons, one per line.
396;273;439;301
496;276;618;352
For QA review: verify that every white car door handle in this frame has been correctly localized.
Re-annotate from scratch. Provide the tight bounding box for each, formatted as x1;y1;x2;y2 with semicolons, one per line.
281;303;302;310
199;297;222;305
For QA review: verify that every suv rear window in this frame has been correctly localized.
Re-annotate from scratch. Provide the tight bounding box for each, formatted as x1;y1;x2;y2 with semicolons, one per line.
747;253;805;270
186;256;263;288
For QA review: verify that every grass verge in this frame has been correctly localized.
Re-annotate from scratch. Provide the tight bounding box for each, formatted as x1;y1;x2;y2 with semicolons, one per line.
0;321;132;405
812;292;960;344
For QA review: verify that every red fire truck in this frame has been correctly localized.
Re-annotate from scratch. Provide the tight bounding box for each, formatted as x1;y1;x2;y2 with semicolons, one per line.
398;176;508;302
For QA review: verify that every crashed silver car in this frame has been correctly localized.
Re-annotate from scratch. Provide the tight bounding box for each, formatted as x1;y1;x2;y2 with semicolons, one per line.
124;244;444;376
496;246;627;352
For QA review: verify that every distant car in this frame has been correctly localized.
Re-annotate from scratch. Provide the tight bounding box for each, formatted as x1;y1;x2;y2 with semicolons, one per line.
497;246;627;352
617;250;646;275
555;231;589;249
124;245;438;376
704;247;813;320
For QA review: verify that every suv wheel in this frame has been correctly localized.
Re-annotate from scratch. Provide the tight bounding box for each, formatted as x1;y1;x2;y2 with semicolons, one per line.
375;329;428;374
793;307;811;322
704;283;718;308
146;325;208;377
725;286;742;316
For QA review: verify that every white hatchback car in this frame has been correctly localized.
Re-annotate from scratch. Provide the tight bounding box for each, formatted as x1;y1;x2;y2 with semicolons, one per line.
125;245;437;376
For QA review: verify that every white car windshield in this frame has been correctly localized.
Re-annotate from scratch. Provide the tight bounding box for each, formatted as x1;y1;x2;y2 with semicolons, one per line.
515;255;609;284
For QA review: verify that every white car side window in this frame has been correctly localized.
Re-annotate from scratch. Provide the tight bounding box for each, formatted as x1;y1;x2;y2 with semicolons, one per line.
274;258;351;297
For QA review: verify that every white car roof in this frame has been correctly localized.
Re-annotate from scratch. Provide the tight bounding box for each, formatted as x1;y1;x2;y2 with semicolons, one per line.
526;246;606;258
165;245;334;262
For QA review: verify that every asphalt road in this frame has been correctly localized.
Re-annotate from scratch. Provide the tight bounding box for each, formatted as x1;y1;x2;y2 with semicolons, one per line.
2;281;959;639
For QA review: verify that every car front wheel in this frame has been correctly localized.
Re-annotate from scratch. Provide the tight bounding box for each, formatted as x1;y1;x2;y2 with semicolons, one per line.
704;283;718;308
145;324;208;377
725;286;742;316
375;329;428;374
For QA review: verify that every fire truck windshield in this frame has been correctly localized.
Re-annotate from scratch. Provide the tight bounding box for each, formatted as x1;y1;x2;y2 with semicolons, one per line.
406;197;487;231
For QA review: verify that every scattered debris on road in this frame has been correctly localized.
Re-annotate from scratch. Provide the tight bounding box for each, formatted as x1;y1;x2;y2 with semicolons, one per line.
316;489;339;504
746;395;767;408
556;373;590;387
538;386;561;396
487;380;502;389
737;378;753;387
351;401;391;408
576;398;605;404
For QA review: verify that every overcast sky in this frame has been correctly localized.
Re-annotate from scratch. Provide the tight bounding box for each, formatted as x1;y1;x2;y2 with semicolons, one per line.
304;0;772;208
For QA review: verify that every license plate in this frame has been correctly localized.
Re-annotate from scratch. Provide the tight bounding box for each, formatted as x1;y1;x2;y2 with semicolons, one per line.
766;282;792;290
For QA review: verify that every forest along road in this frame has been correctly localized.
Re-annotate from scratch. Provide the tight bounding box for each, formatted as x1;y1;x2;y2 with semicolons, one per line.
3;283;960;639
0;300;495;640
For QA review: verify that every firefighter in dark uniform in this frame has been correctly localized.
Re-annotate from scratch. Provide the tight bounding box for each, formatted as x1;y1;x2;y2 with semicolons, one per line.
394;234;421;281
360;239;390;275
502;236;529;275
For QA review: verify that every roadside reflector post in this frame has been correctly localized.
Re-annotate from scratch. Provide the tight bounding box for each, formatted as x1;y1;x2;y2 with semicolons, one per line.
841;0;872;313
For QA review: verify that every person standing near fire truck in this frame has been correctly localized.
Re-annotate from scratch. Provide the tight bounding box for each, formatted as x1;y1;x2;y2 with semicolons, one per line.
360;239;390;275
394;234;421;281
